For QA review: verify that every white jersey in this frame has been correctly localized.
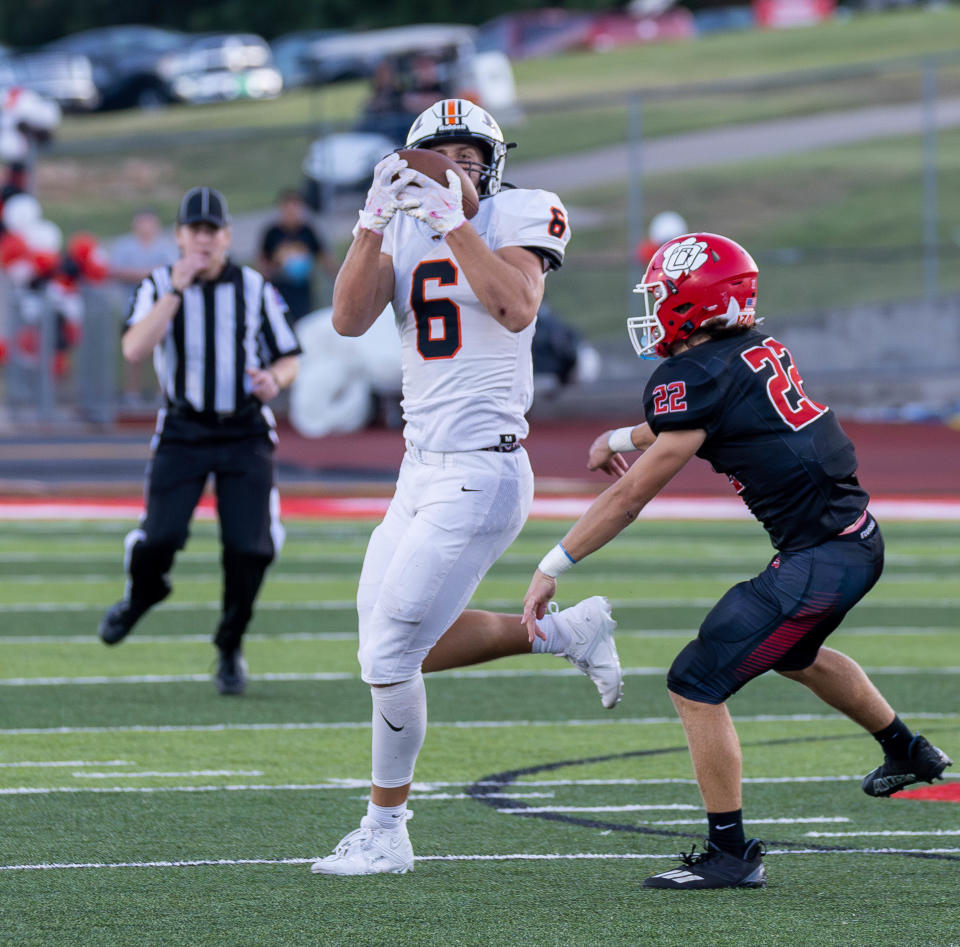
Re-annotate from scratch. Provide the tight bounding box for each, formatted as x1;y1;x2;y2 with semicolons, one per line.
382;187;571;452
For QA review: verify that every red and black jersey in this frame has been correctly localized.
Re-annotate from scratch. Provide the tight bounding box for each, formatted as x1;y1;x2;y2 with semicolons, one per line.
643;329;869;551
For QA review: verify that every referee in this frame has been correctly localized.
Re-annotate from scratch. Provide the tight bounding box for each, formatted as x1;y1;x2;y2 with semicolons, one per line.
98;186;302;695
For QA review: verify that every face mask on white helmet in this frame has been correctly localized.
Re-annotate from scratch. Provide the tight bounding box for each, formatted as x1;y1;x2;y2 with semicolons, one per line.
405;98;511;196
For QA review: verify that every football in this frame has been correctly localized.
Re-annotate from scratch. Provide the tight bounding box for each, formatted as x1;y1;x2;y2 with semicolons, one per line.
395;148;480;220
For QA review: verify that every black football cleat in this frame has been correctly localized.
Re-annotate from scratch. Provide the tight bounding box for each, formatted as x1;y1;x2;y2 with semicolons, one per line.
214;649;248;696
862;735;953;797
98;582;170;646
643;839;767;890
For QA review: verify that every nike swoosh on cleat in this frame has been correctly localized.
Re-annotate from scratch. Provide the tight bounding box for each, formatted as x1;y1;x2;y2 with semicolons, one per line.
379;711;404;732
460;486;483;492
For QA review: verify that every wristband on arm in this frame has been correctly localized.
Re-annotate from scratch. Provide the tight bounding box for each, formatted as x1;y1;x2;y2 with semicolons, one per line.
608;426;636;453
537;543;577;578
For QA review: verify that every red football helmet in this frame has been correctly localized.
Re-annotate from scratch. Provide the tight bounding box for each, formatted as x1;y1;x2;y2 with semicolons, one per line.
628;233;759;358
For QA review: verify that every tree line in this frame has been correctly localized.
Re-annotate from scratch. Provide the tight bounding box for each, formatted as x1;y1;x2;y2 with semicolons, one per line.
5;0;613;48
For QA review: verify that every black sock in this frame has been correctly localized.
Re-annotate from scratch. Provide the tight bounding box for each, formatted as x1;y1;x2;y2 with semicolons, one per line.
707;809;745;857
872;715;914;760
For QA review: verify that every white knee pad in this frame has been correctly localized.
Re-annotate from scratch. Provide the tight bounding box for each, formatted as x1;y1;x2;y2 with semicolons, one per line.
370;672;427;789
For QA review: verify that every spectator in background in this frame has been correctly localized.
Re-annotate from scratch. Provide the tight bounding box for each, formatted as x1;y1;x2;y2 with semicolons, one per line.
258;189;338;325
399;53;450;115
365;60;404;117
635;210;688;268
531;300;601;396
109;207;178;406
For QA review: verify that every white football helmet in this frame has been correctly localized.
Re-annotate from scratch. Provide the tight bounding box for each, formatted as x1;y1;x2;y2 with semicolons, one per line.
405;98;510;196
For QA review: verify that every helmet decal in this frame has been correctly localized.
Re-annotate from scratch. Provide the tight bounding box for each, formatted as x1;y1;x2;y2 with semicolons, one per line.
405;98;509;196
441;98;469;129
661;237;710;279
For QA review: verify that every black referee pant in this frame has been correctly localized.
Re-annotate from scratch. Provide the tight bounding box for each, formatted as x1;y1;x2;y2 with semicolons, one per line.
124;429;280;653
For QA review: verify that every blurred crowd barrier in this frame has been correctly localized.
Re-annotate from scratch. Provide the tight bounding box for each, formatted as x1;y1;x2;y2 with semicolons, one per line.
1;50;958;427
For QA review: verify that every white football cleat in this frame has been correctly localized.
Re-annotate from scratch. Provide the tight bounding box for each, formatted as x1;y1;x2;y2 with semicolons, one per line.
311;812;414;876
553;596;623;709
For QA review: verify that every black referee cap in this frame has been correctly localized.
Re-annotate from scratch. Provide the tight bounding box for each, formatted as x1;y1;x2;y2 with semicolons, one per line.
177;186;230;227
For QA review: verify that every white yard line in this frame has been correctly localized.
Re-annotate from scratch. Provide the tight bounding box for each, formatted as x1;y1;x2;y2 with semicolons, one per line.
73;770;264;779
637;817;851;825
806;830;960;838
0;760;132;768
358;792;557;801
4;666;959;687
497;804;702;813
4;775;956;797
3;848;960;872
0;571;952;585
4;712;958;737
1;598;958;614
3;626;955;645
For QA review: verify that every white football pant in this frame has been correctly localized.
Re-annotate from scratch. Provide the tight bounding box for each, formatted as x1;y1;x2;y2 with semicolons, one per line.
357;444;534;684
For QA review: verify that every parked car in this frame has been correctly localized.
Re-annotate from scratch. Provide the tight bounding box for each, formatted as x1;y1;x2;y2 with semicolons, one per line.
477;9;594;60
270;30;363;89
584;9;695;49
0;44;98;111
159;33;283;104
301;24;519;211
42;25;282;110
477;7;694;59
42;25;187;110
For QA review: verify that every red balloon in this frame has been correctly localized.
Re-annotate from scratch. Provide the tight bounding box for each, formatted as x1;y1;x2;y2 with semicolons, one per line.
16;326;38;355
32;251;58;277
0;231;29;267
67;231;109;281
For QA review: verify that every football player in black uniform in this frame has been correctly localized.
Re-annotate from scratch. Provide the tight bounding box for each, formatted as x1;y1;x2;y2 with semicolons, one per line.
521;233;952;890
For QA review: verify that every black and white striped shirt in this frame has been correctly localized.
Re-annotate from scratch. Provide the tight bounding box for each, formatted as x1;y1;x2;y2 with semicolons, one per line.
127;260;301;423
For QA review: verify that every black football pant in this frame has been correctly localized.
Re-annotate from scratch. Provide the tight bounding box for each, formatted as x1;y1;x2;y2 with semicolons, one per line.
124;432;279;652
667;514;884;704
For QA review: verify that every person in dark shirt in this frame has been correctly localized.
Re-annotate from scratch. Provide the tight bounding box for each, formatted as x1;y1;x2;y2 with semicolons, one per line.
521;232;952;890
98;186;302;695
258;189;338;324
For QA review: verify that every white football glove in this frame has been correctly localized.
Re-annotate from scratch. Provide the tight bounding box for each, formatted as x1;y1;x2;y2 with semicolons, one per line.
357;153;418;234
401;169;466;236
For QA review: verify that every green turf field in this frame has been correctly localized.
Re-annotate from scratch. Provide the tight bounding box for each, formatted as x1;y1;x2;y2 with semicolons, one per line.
1;517;957;946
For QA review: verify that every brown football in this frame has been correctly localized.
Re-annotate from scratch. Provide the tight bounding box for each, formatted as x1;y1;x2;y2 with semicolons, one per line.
395;148;481;220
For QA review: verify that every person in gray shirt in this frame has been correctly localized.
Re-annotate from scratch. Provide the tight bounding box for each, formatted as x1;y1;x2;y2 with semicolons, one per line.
109;207;178;405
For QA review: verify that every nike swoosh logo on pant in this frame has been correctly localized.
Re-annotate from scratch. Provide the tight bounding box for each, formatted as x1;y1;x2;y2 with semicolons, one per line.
379;710;404;732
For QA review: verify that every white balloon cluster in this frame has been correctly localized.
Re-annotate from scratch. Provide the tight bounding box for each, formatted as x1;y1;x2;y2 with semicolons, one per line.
0;86;61;164
1;191;62;257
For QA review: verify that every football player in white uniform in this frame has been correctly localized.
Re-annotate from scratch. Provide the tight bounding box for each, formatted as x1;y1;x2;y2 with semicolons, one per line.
311;99;624;877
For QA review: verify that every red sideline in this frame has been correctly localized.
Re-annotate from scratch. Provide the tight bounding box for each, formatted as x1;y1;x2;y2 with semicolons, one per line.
894;783;960;803
0;495;958;521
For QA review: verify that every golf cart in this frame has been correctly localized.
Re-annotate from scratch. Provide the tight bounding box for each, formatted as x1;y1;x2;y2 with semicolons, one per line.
301;24;518;211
